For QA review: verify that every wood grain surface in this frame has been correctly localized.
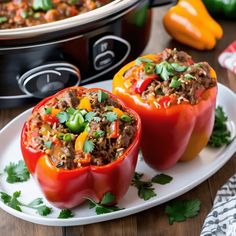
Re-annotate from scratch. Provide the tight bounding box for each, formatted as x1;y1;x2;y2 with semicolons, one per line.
0;5;236;236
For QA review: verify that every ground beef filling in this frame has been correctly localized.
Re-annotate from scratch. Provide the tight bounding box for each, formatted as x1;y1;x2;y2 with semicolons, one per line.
124;48;217;106
26;89;137;169
0;0;113;29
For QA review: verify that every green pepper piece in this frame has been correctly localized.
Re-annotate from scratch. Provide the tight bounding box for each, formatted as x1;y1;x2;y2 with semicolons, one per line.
65;111;85;133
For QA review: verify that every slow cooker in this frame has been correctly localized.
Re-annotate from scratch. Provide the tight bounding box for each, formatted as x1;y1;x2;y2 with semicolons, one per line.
0;0;173;108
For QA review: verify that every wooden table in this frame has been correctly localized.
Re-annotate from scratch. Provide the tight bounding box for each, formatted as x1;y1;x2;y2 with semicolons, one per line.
0;6;236;236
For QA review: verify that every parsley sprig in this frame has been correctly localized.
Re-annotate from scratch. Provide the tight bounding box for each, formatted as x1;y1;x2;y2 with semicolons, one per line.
87;192;123;215
208;106;232;147
58;209;74;219
0;191;52;216
165;199;201;225
4;160;30;183
132;172;173;201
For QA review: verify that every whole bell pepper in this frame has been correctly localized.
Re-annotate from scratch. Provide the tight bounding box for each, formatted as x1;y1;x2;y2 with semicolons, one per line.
112;51;217;170
21;87;141;209
163;0;223;50
203;0;236;19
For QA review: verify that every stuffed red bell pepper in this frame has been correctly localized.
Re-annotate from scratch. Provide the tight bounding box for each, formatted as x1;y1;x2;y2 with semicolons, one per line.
112;48;217;170
21;87;141;209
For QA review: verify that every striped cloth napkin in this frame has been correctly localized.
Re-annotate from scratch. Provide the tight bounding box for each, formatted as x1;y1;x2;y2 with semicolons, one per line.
218;41;236;74
201;174;236;236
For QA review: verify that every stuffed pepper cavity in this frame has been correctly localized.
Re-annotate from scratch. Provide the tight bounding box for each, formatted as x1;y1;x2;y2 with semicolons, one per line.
112;48;217;170
21;87;141;208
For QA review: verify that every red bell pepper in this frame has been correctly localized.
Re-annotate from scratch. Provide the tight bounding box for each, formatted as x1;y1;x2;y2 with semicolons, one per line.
21;87;141;209
112;53;217;170
134;75;158;94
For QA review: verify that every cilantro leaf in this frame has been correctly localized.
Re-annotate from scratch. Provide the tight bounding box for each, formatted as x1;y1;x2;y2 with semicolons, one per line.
0;192;12;204
135;57;154;65
0;191;52;216
184;74;196;80
85;112;96;122
37;205;52;216
4;160;30;183
208;106;232;147
93;130;105;138
44;141;52;149
0;191;22;212
98;90;109;103
58;209;74;219
103;112;117;122
56;112;70;123
86;192;123;215
169;76;181;89
27;198;43;207
171;63;187;72
152;173;173;185
155;61;174;81
100;192;116;205
131;172;156;201
165;199;201;225
83;140;94;153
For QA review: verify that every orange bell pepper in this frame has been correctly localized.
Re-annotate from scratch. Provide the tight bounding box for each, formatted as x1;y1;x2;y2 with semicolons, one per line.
112;53;217;170
163;0;223;50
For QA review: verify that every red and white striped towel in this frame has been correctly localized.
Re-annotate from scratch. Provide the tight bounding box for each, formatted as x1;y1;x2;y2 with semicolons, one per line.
218;41;236;74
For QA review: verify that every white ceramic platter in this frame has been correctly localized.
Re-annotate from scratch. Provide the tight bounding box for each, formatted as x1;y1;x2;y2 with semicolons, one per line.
0;81;236;226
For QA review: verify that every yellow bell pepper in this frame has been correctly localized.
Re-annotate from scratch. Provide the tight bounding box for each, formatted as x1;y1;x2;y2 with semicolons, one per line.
163;0;223;50
74;131;88;151
112;107;124;117
77;97;92;111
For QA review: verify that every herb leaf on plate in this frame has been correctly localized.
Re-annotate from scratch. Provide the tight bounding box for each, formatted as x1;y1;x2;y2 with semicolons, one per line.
152;173;173;185
131;172;156;201
0;191;52;216
86;192;123;215
208;106;232;147
4;160;30;183
165;199;201;225
58;209;74;219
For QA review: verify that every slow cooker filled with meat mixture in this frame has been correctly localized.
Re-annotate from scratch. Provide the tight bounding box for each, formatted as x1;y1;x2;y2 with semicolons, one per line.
24;87;138;169
0;0;113;29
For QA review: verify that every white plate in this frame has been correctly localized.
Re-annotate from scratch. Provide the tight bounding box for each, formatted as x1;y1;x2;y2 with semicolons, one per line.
0;81;236;226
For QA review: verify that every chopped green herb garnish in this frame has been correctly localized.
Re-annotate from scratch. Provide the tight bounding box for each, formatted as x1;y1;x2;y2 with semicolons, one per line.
155;61;174;81
184;74;196;80
208;106;232;147
4;160;30;184
56;112;69;123
0;191;52;216
98;90;109;103
85;112;96;122
87;192;123;215
171;63;187;72
33;0;53;11
93;117;101;122
165;199;201;225
135;57;154;65
93;130;105;138
44;141;52;149
0;17;7;24
131;172;156;201
103;112;117;122
121;114;132;122
169;76;181;89
44;107;52;114
58;209;74;219
21;10;28;19
83;140;94;153
152;173;173;185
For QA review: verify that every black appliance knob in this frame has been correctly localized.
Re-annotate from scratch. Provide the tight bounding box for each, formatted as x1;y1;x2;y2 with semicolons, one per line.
18;62;80;98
